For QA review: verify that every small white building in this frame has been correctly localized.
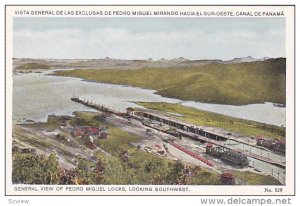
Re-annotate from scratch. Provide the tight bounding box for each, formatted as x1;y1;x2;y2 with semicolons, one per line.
89;135;94;143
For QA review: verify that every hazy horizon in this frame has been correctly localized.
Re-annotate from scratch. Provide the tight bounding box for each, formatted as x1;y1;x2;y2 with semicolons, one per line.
13;17;286;60
12;56;285;61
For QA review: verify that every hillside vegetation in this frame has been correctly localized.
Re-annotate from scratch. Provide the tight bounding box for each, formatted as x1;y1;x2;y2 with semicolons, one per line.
15;63;51;70
55;58;286;105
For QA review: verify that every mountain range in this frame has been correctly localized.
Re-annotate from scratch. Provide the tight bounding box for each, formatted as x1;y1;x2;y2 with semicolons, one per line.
13;56;273;70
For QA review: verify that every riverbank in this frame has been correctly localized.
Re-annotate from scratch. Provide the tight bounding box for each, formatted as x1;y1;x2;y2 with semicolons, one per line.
135;102;285;140
54;58;286;105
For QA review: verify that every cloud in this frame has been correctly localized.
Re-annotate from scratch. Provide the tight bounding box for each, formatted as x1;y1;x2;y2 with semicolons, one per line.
13;27;285;60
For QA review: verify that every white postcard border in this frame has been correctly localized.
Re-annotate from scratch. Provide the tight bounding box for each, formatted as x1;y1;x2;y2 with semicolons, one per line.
5;5;295;196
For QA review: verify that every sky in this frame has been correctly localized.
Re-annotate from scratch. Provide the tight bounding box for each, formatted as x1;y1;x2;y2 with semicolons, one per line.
13;17;286;60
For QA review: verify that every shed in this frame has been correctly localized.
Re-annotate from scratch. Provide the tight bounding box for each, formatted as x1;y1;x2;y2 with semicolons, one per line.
99;131;108;139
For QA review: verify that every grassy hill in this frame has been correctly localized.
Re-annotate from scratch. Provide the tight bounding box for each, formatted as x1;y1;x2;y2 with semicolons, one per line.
55;58;286;105
15;63;51;70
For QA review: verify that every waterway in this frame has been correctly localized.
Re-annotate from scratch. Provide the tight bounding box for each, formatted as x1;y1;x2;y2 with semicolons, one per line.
13;70;285;127
13;69;286;183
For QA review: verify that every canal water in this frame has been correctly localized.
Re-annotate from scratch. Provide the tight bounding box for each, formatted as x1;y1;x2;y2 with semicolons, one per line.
13;69;285;126
224;140;285;183
189;137;285;184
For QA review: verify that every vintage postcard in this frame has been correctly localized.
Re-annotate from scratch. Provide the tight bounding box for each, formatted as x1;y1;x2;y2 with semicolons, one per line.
5;5;295;196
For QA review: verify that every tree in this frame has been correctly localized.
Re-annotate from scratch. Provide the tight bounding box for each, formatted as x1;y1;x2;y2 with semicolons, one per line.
12;153;59;184
166;160;186;184
144;158;169;184
75;158;95;184
101;156;139;184
93;159;106;184
44;154;60;184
